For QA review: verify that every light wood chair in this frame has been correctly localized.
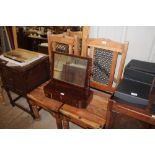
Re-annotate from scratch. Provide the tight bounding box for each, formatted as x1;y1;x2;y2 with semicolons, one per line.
82;38;129;93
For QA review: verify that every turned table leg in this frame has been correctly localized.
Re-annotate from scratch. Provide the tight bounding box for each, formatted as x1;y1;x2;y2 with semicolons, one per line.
63;117;70;129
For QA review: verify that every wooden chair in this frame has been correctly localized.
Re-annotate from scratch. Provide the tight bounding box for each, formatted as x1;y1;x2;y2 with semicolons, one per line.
48;34;75;63
82;38;129;94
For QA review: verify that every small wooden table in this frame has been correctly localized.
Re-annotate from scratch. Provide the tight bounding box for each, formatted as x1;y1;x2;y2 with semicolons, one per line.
27;81;63;129
27;82;110;129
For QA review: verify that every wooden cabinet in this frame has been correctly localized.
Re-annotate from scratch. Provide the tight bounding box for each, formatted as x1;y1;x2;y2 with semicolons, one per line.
0;51;50;115
0;56;50;95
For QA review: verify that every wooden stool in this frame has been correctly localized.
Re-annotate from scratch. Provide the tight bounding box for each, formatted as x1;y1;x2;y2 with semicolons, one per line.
60;90;111;129
27;81;63;129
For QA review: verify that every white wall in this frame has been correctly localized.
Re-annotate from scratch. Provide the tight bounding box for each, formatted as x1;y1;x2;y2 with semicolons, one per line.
89;26;155;66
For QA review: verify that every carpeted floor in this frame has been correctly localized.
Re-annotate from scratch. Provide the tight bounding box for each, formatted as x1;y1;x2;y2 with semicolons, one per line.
0;90;80;129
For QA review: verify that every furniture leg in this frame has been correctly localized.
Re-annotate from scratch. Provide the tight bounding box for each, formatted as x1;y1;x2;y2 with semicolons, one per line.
63;117;70;129
5;89;15;106
105;100;113;129
28;100;41;120
56;115;63;129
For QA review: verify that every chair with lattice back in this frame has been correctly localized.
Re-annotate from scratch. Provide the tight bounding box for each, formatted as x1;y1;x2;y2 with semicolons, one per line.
82;38;129;94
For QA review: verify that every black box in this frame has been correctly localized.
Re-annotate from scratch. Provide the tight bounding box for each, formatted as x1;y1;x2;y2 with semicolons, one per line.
113;78;155;113
124;59;155;85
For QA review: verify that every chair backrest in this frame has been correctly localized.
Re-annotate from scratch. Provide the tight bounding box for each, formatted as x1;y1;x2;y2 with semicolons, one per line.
48;34;75;63
65;29;82;56
82;38;128;93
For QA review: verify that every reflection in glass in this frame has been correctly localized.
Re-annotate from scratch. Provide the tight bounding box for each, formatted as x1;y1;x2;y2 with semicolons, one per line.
54;53;87;87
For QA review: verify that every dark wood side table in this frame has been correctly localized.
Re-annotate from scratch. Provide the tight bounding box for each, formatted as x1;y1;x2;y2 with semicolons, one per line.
0;49;50;116
27;81;63;128
105;100;155;129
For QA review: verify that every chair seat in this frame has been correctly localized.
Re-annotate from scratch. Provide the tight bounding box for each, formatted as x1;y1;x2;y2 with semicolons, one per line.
60;90;111;128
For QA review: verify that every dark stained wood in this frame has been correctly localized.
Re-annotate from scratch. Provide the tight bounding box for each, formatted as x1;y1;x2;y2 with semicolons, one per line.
106;100;155;128
0;52;50;96
0;49;50;115
44;81;93;108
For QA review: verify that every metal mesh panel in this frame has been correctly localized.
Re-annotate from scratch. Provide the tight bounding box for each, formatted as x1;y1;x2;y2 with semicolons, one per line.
55;43;69;53
92;48;113;85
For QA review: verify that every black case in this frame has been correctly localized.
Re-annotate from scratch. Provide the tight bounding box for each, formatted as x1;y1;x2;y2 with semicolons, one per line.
113;59;155;113
114;79;150;106
124;59;155;84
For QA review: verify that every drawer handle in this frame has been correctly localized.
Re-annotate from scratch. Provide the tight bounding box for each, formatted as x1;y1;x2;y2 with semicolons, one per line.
60;92;65;96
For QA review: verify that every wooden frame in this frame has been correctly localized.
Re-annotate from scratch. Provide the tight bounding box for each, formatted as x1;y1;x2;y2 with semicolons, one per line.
82;38;128;93
50;52;92;89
